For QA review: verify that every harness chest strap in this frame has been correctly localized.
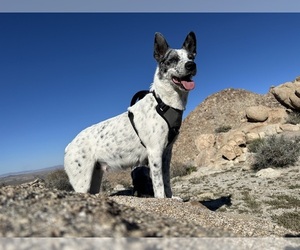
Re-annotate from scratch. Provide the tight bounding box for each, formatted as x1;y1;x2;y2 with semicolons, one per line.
128;111;146;147
128;90;183;147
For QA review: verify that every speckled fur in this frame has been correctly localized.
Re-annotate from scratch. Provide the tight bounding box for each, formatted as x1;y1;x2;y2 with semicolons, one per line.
64;32;197;198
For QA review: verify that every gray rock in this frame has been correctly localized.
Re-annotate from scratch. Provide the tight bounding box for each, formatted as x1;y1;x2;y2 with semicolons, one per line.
245;106;269;122
256;168;282;178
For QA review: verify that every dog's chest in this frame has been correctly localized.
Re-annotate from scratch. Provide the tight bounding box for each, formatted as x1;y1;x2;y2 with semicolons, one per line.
128;94;170;148
129;91;183;147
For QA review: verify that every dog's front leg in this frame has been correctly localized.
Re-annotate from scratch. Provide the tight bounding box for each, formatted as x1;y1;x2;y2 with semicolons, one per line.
148;151;165;198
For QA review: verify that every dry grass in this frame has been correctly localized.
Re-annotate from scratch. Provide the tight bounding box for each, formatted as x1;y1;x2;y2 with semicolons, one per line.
288;184;300;189
215;125;232;133
171;164;197;178
286;111;300;125
241;191;261;211
247;138;265;153
272;211;300;232
265;195;300;209
44;169;73;191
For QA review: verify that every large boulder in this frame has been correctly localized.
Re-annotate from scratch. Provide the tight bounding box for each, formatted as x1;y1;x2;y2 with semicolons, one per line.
245;106;269;122
267;108;288;124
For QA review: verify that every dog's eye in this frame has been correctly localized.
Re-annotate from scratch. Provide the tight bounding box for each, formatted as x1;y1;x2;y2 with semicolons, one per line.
188;54;195;60
166;57;179;66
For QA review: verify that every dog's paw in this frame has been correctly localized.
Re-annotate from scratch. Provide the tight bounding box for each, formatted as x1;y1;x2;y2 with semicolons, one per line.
171;196;183;202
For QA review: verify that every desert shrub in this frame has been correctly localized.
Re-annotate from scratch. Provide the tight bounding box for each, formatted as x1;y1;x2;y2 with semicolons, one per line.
215;125;232;133
286;111;300;125
171;164;186;178
44;169;73;191
252;135;300;170
247;138;265;153
265;195;300;209
272;211;300;232
101;179;113;193
186;166;197;175
241;191;261;211
171;164;197;178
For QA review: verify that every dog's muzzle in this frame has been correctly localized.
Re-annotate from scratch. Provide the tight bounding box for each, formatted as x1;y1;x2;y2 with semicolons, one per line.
172;61;197;91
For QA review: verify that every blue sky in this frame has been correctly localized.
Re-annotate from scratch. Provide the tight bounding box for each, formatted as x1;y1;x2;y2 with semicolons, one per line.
1;13;300;175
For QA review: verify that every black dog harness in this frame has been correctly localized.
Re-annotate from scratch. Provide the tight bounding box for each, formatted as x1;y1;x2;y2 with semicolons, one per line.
128;90;183;148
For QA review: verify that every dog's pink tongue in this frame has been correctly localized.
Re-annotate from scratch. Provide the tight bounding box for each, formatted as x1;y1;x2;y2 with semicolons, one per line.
182;80;195;90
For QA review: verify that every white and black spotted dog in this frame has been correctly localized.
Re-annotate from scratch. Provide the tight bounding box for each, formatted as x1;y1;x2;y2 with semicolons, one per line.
64;32;197;198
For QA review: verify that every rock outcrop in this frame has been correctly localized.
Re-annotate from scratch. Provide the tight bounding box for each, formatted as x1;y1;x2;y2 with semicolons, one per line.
270;77;300;110
172;76;300;168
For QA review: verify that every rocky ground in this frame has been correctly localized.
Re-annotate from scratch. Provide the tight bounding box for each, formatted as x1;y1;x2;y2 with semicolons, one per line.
0;161;299;238
171;163;300;235
0;178;228;237
109;163;300;237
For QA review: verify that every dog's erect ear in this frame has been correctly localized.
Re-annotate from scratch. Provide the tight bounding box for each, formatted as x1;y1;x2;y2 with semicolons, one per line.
154;32;169;62
182;31;197;57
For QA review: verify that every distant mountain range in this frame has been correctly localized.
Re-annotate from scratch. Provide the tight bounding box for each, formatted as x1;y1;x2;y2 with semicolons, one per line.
0;165;63;186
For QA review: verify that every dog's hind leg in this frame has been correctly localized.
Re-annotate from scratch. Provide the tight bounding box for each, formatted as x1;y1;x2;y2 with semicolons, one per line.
89;162;105;194
64;148;98;193
162;146;173;198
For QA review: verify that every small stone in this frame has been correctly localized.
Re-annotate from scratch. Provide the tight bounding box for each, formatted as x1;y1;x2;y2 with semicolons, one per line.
113;184;126;191
280;124;299;132
221;144;237;161
256;168;281;178
246;132;260;143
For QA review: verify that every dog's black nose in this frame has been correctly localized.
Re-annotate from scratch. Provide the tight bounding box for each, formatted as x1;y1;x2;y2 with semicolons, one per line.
185;61;196;71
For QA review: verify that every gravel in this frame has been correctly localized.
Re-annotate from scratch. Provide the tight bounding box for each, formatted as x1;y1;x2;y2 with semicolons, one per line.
1;172;297;238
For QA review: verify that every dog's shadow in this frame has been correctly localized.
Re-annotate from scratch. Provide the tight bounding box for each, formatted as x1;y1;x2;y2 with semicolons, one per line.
198;195;232;211
109;188;155;198
109;189;133;197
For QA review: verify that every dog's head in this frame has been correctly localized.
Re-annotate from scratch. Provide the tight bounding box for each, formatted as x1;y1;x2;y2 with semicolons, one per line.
154;32;197;91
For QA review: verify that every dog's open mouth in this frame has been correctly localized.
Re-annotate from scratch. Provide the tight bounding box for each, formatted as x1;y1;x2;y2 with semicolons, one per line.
172;75;195;91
